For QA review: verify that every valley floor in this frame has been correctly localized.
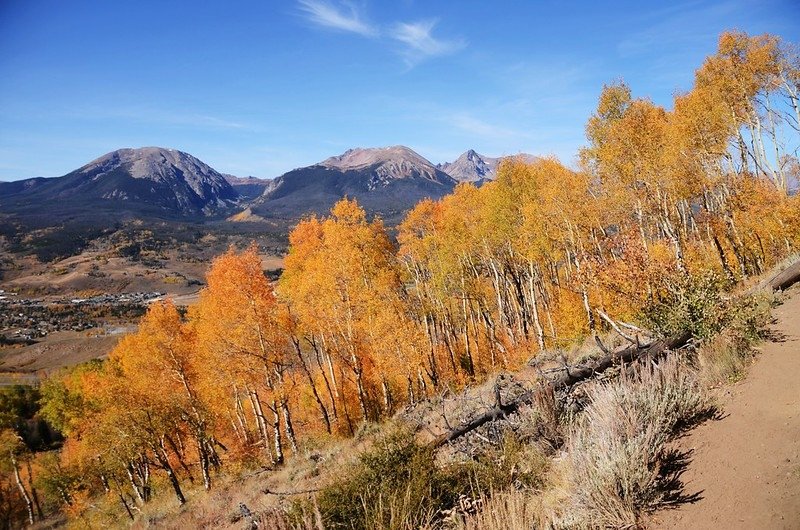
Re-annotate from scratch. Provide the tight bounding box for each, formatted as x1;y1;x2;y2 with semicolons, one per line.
651;287;800;530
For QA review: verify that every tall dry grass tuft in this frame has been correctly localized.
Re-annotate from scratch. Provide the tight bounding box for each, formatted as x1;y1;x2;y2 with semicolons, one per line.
455;490;543;530
548;355;712;529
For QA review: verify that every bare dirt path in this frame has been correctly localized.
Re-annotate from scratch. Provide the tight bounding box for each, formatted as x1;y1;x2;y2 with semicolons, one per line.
652;288;800;529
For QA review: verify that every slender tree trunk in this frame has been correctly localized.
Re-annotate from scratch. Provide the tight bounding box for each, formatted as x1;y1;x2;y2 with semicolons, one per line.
461;284;475;376
422;314;439;387
11;455;34;525
467;301;481;367
537;274;557;341
489;259;507;337
24;459;43;520
271;400;284;465
325;351;340;418
726;214;749;278
381;377;393;414
438;310;459;375
764;92;787;193
317;335;340;420
248;389;275;464
582;288;595;334
127;462;145;504
198;438;211;491
338;366;355;435
293;338;331;433
752;110;777;181
352;351;369;422
529;263;545;350
712;231;735;283
164;434;195;484
280;398;298;453
233;385;251;444
157;440;185;506
111;476;135;520
480;307;499;367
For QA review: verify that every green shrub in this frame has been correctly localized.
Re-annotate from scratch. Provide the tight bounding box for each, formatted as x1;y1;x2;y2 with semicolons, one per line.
292;426;545;530
726;291;774;344
643;271;729;340
305;428;456;529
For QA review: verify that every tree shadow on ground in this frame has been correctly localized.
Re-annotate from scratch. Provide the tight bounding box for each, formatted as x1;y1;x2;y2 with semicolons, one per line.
657;447;704;508
763;328;789;343
655;404;724;510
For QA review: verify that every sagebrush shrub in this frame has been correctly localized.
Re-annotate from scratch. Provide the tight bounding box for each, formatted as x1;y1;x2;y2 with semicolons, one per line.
554;356;711;528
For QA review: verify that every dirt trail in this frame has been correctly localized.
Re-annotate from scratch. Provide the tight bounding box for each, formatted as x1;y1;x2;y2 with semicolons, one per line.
652;288;800;529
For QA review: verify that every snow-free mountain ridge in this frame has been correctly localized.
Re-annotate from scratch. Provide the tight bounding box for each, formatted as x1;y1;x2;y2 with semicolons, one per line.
0;147;238;218
249;146;457;223
438;149;538;183
0;146;541;227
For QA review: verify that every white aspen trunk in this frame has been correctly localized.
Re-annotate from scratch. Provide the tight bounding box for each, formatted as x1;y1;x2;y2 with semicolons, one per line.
11;455;34;525
528;262;545;350
248;389;274;464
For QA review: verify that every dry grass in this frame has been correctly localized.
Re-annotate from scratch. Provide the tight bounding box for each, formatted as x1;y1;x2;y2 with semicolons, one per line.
546;356;712;529
126;432;365;529
697;332;752;385
453;356;712;530
455;490;543;530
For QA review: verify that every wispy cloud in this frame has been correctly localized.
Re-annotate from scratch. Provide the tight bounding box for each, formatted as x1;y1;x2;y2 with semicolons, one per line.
154;112;249;130
616;0;740;57
295;2;465;66
391;19;466;64
66;105;253;131
449;113;520;140
296;0;378;37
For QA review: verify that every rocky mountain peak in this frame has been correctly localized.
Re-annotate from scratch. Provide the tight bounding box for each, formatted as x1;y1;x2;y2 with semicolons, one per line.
322;146;432;170
438;150;498;183
249;146;457;224
438;150;538;183
318;146;454;186
0;147;240;219
81;147;229;195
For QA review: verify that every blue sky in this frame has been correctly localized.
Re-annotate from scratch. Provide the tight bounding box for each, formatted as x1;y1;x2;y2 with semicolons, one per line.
1;0;798;180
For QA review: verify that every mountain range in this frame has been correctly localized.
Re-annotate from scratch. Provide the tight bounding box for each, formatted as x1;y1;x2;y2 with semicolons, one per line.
0;146;535;225
0;147;238;219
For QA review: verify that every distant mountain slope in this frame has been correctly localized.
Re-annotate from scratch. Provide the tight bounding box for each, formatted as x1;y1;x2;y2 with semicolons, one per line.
222;174;273;201
249;146;457;223
438;150;538;183
0;147;239;219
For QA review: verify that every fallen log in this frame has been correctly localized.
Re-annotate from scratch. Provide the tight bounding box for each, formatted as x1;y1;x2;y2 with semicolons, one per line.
430;330;692;449
430;382;522;449
548;329;691;391
767;260;800;292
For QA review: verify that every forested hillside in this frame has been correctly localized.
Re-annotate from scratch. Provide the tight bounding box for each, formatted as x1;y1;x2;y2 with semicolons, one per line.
0;30;798;528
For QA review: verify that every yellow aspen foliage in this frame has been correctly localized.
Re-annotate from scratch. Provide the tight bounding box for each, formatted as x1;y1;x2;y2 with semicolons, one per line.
37;31;800;520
